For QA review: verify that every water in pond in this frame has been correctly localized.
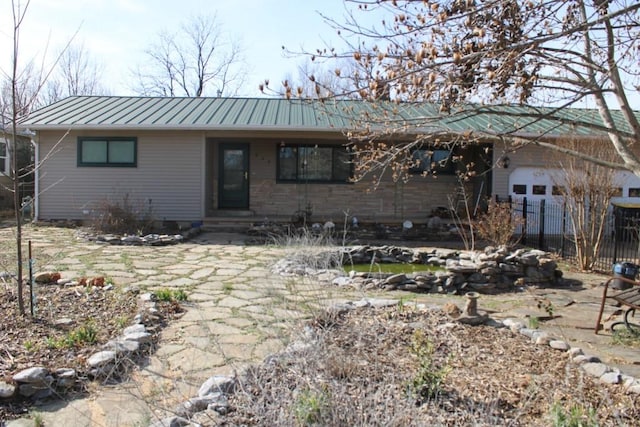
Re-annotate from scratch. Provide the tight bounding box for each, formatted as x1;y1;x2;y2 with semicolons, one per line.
345;263;444;274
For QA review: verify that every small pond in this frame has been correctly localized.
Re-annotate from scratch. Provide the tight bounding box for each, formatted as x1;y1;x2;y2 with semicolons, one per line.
345;263;445;274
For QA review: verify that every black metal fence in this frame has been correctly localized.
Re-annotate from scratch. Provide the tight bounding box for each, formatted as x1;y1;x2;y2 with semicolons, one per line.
495;196;640;272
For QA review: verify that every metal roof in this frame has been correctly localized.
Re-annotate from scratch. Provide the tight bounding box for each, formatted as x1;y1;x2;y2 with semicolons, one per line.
20;96;352;132
19;96;634;139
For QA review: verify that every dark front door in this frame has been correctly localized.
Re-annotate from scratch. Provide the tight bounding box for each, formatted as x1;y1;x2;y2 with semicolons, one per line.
218;143;249;209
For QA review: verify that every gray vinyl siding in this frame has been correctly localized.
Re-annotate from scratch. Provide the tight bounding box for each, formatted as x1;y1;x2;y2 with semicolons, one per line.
493;144;552;198
37;130;204;221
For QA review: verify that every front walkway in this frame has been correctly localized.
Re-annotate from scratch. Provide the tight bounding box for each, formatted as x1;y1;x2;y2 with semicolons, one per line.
5;228;374;426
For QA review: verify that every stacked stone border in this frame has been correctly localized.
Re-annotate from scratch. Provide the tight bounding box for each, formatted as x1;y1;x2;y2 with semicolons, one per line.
157;298;640;427
86;226;203;246
0;290;164;404
273;245;564;294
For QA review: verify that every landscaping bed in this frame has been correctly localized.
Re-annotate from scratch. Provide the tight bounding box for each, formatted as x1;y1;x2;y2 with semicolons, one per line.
0;281;184;421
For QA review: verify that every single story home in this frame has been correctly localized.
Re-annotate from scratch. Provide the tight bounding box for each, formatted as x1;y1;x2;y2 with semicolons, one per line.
18;96;639;227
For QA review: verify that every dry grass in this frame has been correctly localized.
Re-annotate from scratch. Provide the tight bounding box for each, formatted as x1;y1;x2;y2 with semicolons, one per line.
215;305;639;427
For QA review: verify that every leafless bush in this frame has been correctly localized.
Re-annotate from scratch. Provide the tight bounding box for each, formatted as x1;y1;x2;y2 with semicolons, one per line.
91;194;154;235
475;199;523;248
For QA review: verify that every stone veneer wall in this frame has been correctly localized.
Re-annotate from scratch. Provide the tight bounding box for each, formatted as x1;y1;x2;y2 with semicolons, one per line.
248;143;460;222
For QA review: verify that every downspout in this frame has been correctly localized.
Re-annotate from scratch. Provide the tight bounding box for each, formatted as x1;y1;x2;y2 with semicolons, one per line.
31;136;39;221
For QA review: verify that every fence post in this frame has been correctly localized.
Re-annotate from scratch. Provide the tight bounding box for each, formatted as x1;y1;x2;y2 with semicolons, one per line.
522;197;528;246
538;199;545;250
613;207;619;264
560;200;566;257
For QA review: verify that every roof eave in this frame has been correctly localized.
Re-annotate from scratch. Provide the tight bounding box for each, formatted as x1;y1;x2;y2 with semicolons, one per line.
17;124;349;134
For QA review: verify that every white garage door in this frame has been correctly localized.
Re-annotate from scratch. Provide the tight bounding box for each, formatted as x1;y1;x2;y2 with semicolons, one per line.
508;167;640;203
508;167;640;234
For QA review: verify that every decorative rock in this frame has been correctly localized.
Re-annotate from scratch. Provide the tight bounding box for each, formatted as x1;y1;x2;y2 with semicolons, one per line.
208;394;230;415
499;263;522;274
468;282;496;292
456;313;488;326
384;273;407;285
123;324;146;335
175;394;225;417
0;381;15;398
581;362;610;378
13;367;49;383
148;416;193;427
519;253;541;266
87;351;117;368
485;318;506;328
123;285;141;294
55;368;76;378
568;347;584;357
446;260;478;274
442;302;461;318
573;354;601;364
198;375;236;397
121;235;144;245
104;338;140;354
534;332;552;345
18;383;48;397
124;331;153;343
549;340;570;351
140;293;157;302
34;271;60;283
502;318;524;329
600;372;621;384
53;318;74;328
518;328;537;339
467;272;486;283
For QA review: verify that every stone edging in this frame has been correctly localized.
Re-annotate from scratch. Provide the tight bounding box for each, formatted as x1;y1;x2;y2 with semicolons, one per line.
156;298;640;427
0;289;163;403
81;226;203;246
274;245;563;294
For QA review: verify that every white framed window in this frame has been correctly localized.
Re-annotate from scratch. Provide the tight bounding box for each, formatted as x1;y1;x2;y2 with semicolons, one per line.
0;139;8;175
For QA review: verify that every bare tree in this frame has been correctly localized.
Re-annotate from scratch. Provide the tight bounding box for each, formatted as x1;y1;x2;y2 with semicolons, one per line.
293;1;640;181
551;141;621;270
1;0;73;315
3;0;35;315
133;14;247;97
270;58;374;99
1;61;42;125
42;41;108;103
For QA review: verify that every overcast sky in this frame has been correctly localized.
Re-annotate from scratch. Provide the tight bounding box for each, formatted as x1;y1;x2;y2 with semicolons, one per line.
0;0;362;97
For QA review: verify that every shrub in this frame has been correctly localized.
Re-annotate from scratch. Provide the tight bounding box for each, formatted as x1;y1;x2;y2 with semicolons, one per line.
550;402;598;427
91;194;154;235
155;288;188;302
293;387;327;426
407;330;449;403
65;322;98;347
475;199;523;247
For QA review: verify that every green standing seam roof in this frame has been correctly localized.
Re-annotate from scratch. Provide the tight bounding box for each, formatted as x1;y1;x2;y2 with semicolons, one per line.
19;96;639;139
